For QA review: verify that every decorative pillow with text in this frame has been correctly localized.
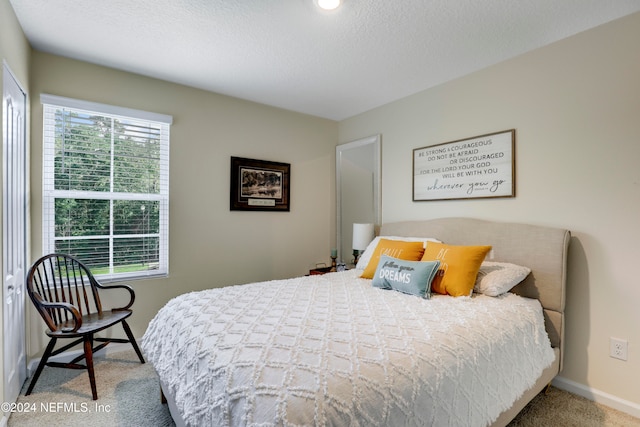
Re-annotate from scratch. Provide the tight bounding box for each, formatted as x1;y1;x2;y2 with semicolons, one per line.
372;255;441;298
421;242;492;297
356;236;441;270
360;239;426;279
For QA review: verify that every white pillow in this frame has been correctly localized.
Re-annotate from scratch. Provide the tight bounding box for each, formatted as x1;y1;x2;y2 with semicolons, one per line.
474;261;531;296
355;236;441;270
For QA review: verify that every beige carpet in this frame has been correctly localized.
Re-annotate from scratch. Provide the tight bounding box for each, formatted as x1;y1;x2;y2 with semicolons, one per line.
9;350;174;427
509;385;640;427
8;349;640;426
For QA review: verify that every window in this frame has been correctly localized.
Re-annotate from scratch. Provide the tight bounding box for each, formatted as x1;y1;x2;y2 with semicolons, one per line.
41;94;172;281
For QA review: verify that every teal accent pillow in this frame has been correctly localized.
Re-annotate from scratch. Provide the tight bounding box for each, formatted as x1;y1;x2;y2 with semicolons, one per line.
371;255;441;298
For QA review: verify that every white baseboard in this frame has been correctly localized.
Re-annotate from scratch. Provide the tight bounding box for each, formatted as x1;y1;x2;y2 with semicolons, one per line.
26;342;135;377
553;376;640;419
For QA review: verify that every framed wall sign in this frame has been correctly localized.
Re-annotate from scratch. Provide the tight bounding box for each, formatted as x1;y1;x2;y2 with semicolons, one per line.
230;157;290;211
413;129;515;201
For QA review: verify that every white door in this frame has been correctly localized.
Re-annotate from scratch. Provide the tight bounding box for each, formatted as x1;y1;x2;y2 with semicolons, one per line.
3;63;27;404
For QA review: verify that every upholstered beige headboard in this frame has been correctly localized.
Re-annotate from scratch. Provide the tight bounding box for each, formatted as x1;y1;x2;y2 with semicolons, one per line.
380;217;571;370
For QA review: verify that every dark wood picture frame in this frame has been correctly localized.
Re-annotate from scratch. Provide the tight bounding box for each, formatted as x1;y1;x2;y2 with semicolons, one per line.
230;157;290;211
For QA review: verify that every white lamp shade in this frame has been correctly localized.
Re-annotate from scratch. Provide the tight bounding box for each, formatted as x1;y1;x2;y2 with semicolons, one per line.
352;223;375;251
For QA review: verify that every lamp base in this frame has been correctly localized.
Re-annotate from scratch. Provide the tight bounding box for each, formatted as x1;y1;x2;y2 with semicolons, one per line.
353;249;362;266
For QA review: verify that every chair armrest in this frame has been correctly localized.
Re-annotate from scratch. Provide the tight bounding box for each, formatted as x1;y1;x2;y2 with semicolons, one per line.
36;299;83;333
95;282;136;310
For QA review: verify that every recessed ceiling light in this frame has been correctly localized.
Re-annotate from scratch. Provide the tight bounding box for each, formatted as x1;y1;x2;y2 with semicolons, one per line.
317;0;341;11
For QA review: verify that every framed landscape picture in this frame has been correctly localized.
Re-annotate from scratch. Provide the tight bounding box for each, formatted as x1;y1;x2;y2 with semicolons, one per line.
230;157;290;211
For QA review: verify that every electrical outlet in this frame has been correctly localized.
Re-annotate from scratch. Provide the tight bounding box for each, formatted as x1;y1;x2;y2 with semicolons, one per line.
610;337;628;361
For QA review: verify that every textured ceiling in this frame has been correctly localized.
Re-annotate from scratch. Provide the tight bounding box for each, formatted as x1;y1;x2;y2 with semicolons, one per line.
9;1;640;120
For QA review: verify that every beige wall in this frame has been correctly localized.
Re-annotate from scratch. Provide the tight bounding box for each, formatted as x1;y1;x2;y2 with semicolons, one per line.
1;0;31;412
340;12;640;409
27;52;338;358
0;1;30;84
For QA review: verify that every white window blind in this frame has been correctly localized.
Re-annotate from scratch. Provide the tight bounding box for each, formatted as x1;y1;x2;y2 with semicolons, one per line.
41;94;172;281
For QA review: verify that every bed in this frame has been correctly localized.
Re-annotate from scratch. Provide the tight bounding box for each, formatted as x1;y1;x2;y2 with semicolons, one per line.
141;217;571;427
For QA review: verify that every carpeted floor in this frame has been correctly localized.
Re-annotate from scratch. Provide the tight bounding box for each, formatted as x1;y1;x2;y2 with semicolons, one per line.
9;350;174;427
509;386;640;427
8;349;640;426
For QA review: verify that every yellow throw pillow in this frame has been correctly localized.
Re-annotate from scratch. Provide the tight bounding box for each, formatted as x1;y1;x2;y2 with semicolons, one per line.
421;242;492;297
360;239;425;279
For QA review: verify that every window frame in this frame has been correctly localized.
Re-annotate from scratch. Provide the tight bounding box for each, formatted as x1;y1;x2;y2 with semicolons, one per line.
41;94;172;282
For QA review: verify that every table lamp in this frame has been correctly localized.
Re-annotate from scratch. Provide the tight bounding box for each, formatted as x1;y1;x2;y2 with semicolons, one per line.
352;223;375;265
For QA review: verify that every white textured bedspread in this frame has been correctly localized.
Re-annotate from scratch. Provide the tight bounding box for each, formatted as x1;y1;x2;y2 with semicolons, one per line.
141;270;555;427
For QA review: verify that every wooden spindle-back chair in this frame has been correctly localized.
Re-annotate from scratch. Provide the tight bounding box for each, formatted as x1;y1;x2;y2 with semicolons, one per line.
25;253;145;400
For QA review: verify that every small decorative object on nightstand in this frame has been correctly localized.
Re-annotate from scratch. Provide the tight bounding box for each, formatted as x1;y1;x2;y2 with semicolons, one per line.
330;248;337;272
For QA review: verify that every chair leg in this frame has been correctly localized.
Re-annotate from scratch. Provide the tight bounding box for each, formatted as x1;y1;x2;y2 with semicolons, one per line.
121;319;145;364
25;337;57;396
84;334;98;400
